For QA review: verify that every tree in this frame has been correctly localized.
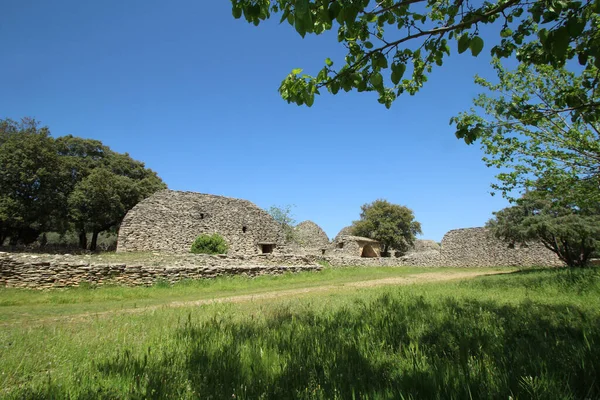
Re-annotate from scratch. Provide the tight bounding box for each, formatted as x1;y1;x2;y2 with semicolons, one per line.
452;60;600;208
487;190;600;267
0;118;166;249
0;119;64;245
351;199;422;255
231;0;600;108
267;204;297;242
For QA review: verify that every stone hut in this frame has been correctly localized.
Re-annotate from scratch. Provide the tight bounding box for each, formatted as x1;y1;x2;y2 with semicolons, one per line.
117;190;284;255
293;221;330;253
334;226;354;241
408;239;441;253
438;227;563;267
331;235;382;258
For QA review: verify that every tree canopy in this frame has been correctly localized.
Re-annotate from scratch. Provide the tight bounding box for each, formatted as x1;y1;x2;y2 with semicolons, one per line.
351;199;422;255
487;190;600;267
231;0;600;107
0;118;166;249
267;204;297;242
452;60;600;207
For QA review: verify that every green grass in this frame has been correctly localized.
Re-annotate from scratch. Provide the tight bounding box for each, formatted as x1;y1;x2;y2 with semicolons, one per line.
0;266;487;323
1;267;599;399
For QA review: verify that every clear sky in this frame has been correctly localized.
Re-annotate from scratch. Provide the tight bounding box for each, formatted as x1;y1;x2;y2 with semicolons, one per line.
1;0;512;241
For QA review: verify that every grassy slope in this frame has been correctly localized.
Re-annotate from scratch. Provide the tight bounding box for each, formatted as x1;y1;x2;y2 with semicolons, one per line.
1;267;599;399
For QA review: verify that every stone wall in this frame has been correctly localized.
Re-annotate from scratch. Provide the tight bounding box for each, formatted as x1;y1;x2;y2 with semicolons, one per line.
293;221;330;251
117;190;284;255
0;252;321;289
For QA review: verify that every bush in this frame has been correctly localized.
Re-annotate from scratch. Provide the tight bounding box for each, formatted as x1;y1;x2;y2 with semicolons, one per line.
190;234;228;255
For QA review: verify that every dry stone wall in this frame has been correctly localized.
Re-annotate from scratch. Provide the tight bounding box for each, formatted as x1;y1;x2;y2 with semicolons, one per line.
117;190;284;255
0;252;321;289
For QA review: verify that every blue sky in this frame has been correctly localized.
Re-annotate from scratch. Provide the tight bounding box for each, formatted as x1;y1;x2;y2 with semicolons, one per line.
1;1;512;241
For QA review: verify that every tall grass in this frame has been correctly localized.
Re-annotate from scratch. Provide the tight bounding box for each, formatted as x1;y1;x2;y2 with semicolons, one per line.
2;268;599;399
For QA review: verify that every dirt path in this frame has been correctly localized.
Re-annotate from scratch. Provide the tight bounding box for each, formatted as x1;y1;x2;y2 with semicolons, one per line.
3;270;504;326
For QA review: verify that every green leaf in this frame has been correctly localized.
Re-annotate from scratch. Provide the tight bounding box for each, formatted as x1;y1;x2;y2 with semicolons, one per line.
470;36;484;56
295;0;309;17
232;6;242;19
364;41;374;49
325;58;333;67
390;63;406;85
458;34;471;54
292;68;303;75
549;27;569;59
370;72;383;89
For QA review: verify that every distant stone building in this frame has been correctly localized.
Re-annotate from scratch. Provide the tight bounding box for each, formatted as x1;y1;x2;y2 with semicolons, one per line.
330;235;382;258
408;239;441;254
117;190;284;255
437;227;562;267
293;221;330;253
334;226;354;241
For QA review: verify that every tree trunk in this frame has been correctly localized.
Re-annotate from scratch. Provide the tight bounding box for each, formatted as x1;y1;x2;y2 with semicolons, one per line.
90;231;99;252
78;230;87;250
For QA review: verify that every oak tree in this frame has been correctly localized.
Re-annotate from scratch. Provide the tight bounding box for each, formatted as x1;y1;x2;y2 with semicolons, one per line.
351;199;422;255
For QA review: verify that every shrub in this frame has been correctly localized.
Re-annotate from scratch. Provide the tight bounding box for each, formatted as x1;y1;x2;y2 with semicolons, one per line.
190;234;228;255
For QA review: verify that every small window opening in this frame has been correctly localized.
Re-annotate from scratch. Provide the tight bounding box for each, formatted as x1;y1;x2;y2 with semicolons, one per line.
242;226;247;233
200;213;204;219
508;243;515;249
337;242;344;249
260;244;274;254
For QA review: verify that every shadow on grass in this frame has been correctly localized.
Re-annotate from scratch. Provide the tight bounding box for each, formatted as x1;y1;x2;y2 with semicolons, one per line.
15;291;599;399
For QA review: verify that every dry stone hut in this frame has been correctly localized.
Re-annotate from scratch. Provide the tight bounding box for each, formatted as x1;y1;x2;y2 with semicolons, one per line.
408;239;441;253
331;235;382;258
293;221;330;254
334;226;354;241
117;190;284;255
437;227;563;267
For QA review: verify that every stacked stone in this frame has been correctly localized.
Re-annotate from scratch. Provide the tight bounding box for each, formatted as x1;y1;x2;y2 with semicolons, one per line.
438;228;563;267
293;221;330;255
0;252;321;289
117;190;284;255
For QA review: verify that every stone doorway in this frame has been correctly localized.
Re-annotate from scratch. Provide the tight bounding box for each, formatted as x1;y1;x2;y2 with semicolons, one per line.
361;244;378;258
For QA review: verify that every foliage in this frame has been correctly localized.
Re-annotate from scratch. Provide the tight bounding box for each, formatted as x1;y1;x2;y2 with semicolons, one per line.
190;233;229;254
267;204;297;242
452;60;600;208
487;190;600;267
230;0;600;108
0;119;64;245
2;268;600;398
351;199;422;255
0;118;166;249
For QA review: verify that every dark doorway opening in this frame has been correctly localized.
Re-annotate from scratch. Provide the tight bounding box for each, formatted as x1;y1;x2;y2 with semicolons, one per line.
361;244;378;258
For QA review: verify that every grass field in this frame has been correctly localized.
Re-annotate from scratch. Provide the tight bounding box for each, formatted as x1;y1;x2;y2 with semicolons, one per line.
1;266;599;399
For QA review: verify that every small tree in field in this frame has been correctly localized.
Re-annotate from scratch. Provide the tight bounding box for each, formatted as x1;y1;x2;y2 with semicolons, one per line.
487;191;600;268
190;234;229;255
267;205;296;242
351;199;422;256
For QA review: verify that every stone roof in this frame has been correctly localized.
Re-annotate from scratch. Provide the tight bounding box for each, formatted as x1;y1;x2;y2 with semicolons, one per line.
293;220;330;248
